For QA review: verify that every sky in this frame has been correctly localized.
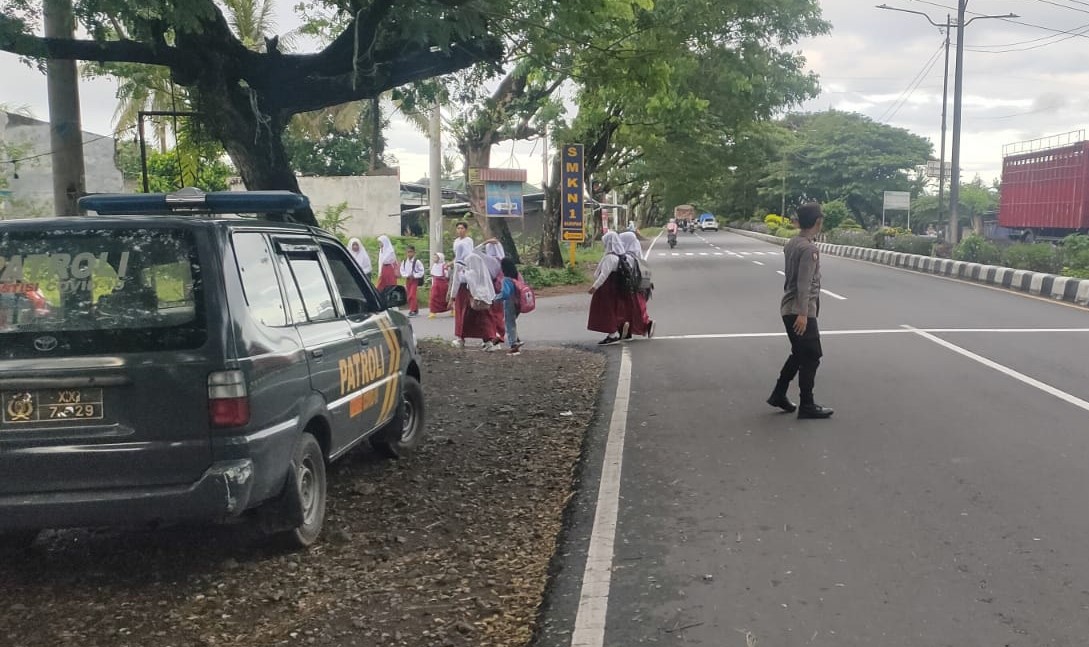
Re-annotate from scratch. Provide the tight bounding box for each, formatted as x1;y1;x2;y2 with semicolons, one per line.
2;0;1087;188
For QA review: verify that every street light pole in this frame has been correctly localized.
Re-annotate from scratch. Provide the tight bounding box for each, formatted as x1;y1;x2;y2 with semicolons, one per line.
937;14;950;239
876;2;1016;244
948;0;967;244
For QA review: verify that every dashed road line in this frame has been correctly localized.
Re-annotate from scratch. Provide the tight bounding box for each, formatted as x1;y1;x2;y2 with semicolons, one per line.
821;288;848;301
752;260;765;266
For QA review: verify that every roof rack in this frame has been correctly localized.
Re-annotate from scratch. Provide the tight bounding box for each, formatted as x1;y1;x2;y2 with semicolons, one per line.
78;187;310;216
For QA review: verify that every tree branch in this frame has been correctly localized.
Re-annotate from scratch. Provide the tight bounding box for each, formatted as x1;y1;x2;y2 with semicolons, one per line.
275;40;501;115
0;26;182;67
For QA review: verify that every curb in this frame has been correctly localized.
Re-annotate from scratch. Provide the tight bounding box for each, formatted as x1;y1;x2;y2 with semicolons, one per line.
725;228;1089;308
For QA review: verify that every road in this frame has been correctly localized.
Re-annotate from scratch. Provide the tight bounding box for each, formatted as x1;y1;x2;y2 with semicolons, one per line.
510;229;1089;647
410;230;1089;645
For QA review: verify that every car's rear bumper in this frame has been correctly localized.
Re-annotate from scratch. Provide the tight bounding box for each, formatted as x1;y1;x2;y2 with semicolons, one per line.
0;459;257;530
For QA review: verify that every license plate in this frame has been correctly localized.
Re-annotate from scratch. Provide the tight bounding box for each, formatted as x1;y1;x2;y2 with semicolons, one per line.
2;388;105;425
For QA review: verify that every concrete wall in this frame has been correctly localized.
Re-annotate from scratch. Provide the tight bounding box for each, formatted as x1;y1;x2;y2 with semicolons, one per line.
0;111;124;218
231;174;404;238
298;175;403;238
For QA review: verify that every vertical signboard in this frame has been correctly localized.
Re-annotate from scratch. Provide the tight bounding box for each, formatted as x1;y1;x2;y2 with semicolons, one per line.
561;145;585;242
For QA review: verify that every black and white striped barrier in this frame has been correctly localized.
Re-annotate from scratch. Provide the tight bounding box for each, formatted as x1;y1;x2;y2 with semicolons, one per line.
726;228;1089;307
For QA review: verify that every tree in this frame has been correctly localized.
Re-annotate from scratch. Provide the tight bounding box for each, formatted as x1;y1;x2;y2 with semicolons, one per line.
115;139;233;192
536;0;828;265
283;103;388;177
1;0;502;225
766;110;932;227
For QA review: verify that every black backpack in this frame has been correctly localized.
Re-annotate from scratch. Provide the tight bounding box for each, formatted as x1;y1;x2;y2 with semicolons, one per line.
612;253;639;294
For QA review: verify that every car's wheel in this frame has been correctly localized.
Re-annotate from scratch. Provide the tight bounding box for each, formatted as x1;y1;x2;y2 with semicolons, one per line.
273;432;327;549
0;529;39;552
371;376;425;459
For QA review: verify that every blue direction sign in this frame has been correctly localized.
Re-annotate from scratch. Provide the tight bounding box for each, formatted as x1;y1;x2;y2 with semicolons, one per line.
561;144;585;242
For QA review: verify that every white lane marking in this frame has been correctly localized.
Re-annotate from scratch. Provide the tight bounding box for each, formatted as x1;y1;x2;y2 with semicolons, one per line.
776;270;786;276
685;253;695;256
699;252;709;256
821;288;848;300
570;347;632;647
654;328;1089;341
644;231;662;260
904;326;1089;414
752;261;765;266
713;252;724;256
741;252;752;256
754;251;766;255
657;252;666;257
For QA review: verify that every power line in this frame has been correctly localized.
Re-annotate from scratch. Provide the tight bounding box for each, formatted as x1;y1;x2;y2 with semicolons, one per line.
1033;0;1089;16
877;40;946;123
1;125;137;167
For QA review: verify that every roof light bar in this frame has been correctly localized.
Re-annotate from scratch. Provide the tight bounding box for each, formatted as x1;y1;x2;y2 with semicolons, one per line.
78;189;310;216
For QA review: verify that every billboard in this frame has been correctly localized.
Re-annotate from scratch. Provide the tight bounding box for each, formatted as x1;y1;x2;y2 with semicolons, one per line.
561;145;585;242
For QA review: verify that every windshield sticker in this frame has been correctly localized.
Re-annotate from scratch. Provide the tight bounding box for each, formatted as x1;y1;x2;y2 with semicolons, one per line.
0;252;132;294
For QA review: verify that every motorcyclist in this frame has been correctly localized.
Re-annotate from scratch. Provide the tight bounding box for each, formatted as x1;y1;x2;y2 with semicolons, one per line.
666;218;678;247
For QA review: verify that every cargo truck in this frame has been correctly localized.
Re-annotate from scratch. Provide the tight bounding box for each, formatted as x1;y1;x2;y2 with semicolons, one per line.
998;132;1089;242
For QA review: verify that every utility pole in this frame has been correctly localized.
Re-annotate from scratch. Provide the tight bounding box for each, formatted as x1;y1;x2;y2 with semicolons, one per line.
428;101;443;264
876;2;1016;244
937;14;950;239
44;0;86;216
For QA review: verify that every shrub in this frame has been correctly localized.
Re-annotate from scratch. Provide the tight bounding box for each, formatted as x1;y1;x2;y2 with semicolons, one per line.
826;229;874;248
890;235;935;256
519;264;585;288
953;234;1002;265
764;213;784;228
1003;243;1061;274
776;226;798;238
1060;234;1089;273
839;218;863;230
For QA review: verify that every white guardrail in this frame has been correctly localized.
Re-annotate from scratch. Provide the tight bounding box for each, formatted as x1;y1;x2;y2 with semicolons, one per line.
725;228;1089;308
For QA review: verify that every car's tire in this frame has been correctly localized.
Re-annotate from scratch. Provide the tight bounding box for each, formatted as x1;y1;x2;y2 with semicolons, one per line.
0;529;39;552
371;376;425;459
273;432;327;549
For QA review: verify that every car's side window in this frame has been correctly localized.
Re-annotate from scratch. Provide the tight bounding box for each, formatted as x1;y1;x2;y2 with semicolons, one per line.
284;256;338;322
232;232;288;327
320;242;381;317
273;254;309;324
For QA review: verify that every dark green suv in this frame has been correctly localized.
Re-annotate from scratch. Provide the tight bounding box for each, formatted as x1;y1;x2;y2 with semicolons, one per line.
0;189;425;548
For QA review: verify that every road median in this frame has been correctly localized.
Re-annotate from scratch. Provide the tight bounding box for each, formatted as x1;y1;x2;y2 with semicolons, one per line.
726;227;1089;307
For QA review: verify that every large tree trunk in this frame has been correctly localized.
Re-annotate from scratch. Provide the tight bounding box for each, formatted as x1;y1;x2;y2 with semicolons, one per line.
538;155;564;267
193;78;315;224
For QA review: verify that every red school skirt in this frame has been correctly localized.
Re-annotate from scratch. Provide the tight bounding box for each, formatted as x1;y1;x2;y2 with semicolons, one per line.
454;284;495;340
377;263;398;291
429;276;450;313
587;273;626;335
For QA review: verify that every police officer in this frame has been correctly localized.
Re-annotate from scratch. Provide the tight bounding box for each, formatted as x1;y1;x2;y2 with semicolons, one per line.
767;202;834;419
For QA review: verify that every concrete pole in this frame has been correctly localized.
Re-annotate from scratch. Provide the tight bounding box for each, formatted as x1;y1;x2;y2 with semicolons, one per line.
937;15;951;240
45;0;86;216
428;101;443;262
948;0;967;244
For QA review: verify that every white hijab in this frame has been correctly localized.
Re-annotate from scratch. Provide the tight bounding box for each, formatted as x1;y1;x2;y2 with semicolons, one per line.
377;235;396;266
348;237;371;274
602;231;626;257
484;241;505;260
464;253;496;302
431;253;446;278
619;231;641;258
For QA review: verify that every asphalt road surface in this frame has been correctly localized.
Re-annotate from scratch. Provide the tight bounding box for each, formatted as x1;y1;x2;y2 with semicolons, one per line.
557;230;1089;647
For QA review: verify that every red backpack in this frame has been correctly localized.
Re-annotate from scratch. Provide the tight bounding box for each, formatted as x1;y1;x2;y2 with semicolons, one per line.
513;276;536;314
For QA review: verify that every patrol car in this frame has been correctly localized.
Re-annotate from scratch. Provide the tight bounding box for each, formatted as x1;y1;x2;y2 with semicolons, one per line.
0;189;424;549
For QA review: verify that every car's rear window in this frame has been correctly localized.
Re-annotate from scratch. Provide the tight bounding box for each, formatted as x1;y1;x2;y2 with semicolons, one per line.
0;227;206;358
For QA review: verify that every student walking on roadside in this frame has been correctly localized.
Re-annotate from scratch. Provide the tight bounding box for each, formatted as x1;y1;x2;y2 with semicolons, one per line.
428;252;450;318
587;231;629;345
619;231;654;339
348;237;372;278
492;257;525;355
376;235;399;291
767;203;834;419
448;236;474;348
400;245;425;317
454;252;500;350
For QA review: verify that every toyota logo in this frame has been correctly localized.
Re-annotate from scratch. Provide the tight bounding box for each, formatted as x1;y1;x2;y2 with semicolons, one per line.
33;336;58;352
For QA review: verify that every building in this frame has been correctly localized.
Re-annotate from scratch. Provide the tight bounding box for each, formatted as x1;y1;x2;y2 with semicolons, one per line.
0;111;124;218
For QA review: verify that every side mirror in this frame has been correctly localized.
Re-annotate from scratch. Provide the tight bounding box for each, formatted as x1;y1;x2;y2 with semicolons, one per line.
381;285;407;309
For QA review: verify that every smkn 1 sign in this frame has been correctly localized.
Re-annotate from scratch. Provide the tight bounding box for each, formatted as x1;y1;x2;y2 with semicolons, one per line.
561;145;585;243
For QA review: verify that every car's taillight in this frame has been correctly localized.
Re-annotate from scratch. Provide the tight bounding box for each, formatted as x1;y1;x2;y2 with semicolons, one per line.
208;370;250;428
